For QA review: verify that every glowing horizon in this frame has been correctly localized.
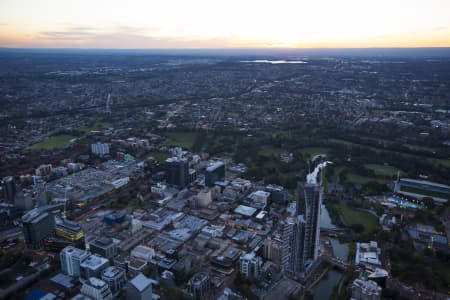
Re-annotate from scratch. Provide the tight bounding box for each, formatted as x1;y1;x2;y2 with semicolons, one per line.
1;0;450;49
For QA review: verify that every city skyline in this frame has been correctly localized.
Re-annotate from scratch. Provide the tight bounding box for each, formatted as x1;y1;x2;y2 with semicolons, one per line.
1;0;450;49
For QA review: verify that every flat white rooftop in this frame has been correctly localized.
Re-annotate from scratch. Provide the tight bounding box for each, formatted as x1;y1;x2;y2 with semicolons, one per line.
234;205;257;217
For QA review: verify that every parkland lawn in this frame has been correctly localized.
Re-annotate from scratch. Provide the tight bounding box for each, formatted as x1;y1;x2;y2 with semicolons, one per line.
29;135;76;151
335;204;380;234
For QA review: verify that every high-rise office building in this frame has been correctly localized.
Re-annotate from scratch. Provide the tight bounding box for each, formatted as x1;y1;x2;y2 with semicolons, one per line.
263;237;283;266
281;182;322;278
264;184;286;204
101;266;126;296
2;176;16;204
165;157;190;187
33;177;48;206
14;192;34;210
89;237;117;259
281;216;305;277
205;161;225;187
22;208;55;249
60;246;89;277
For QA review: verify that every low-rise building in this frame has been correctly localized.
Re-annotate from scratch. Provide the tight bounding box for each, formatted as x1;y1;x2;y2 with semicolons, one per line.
131;245;155;262
80;277;113;300
55;219;85;243
355;241;382;267
128;257;148;277
234;205;257;217
351;278;382;300
394;178;450;204
248;190;270;209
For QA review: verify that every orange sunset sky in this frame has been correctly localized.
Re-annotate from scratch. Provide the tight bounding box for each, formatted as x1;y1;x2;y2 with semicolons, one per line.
1;0;450;48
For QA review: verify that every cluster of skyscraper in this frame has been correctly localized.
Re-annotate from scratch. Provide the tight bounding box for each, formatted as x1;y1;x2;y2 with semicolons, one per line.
165;150;225;188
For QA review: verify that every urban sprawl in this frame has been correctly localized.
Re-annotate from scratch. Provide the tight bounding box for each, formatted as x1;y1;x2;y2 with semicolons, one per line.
0;50;449;300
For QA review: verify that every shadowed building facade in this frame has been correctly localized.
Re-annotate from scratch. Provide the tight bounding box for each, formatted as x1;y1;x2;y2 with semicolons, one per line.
281;182;322;278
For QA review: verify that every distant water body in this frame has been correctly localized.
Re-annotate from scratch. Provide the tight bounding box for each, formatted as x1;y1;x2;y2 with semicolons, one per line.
240;60;307;64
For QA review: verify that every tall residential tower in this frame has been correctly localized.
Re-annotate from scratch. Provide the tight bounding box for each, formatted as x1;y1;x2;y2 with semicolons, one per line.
281;182;322;278
297;182;322;262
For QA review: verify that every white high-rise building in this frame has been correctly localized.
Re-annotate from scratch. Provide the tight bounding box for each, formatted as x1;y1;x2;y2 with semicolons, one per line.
91;143;110;156
239;252;262;279
60;246;89;277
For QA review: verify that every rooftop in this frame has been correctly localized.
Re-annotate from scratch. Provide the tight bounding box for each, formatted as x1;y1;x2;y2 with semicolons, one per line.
92;237;114;246
85;277;108;288
22;208;50;224
249;190;270;198
56;219;82;232
166;157;187;163
355;241;381;266
191;272;209;285
206;161;224;172
50;273;75;289
234;205;257;217
128;258;147;269
80;254;108;270
102;266;124;279
368;268;389;279
399;178;450;189
255;211;267;219
132;245;154;257
129;273;152;292
241;252;257;261
62;246;88;259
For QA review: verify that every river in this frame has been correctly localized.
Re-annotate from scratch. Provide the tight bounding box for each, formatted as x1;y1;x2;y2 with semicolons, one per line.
308;162;348;299
320;203;335;229
313;204;349;299
313;269;342;300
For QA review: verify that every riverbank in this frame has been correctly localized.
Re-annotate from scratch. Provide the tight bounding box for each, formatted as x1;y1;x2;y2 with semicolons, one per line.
311;204;351;300
324;201;380;235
